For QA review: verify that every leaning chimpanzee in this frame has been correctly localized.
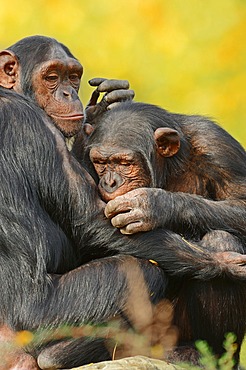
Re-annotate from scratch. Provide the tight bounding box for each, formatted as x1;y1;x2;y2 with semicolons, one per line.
0;35;134;151
84;101;246;367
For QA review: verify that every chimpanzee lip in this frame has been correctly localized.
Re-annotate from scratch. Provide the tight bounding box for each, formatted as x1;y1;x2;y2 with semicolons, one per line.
50;113;84;121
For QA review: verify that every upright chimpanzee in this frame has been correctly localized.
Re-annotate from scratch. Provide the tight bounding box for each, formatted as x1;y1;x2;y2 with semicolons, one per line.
85;101;246;367
0;35;134;151
0;35;136;368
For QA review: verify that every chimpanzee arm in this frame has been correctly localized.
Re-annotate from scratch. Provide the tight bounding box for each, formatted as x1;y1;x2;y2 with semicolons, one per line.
83;217;246;279
160;190;246;237
104;187;246;240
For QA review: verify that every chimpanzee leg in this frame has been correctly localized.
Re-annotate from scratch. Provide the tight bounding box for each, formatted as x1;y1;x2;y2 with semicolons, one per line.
171;279;246;368
45;256;166;327
37;338;111;369
34;256;167;368
167;231;246;368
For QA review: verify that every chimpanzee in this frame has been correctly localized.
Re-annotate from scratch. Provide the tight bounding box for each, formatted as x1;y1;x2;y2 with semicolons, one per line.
0;35;134;151
85;101;246;367
0;35;136;368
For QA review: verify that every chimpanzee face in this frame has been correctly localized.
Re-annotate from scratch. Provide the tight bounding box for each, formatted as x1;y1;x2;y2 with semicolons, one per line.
31;51;84;138
0;41;84;138
89;115;181;202
90;145;152;202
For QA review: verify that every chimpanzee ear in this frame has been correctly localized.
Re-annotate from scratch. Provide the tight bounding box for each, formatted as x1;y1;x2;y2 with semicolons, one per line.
0;50;19;89
154;127;180;157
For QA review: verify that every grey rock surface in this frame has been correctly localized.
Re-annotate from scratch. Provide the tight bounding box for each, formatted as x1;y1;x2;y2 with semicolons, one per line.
70;356;184;369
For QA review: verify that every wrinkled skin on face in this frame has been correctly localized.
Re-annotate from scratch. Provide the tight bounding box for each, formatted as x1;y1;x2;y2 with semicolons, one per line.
89;144;158;234
89;145;152;202
88;122;181;234
32;55;84;138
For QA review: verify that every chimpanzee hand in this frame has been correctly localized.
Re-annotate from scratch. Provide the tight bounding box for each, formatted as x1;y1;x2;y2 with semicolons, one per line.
84;78;135;130
105;188;166;234
214;251;246;278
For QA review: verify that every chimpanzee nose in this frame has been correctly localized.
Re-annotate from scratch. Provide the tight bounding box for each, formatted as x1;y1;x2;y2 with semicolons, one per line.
63;88;73;99
62;86;77;100
100;173;124;193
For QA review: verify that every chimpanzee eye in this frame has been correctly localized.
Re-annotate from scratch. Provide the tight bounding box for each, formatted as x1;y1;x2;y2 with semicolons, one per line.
94;164;106;175
93;159;105;165
119;163;133;175
45;74;59;82
69;74;80;82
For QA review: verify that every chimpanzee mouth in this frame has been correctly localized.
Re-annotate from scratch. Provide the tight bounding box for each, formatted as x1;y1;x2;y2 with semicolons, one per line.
51;114;84;121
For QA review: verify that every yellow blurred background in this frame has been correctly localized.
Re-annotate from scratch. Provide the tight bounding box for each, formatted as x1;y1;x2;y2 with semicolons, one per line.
0;0;246;366
0;0;245;146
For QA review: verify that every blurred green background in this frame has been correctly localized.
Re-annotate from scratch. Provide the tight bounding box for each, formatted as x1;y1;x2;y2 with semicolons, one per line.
0;0;245;146
0;0;246;366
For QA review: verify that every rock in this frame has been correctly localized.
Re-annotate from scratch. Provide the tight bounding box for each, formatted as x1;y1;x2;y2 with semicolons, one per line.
70;356;184;369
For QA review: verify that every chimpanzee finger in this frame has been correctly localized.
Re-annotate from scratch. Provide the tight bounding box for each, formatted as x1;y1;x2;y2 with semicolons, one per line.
120;221;152;235
97;79;130;93
107;102;124;110
215;251;246;265
110;209;146;230
105;89;135;104
88;77;107;87
86;89;100;106
105;197;134;219
111;212;135;229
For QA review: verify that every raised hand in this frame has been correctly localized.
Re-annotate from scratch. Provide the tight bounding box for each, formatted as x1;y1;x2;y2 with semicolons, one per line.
84;78;135;130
